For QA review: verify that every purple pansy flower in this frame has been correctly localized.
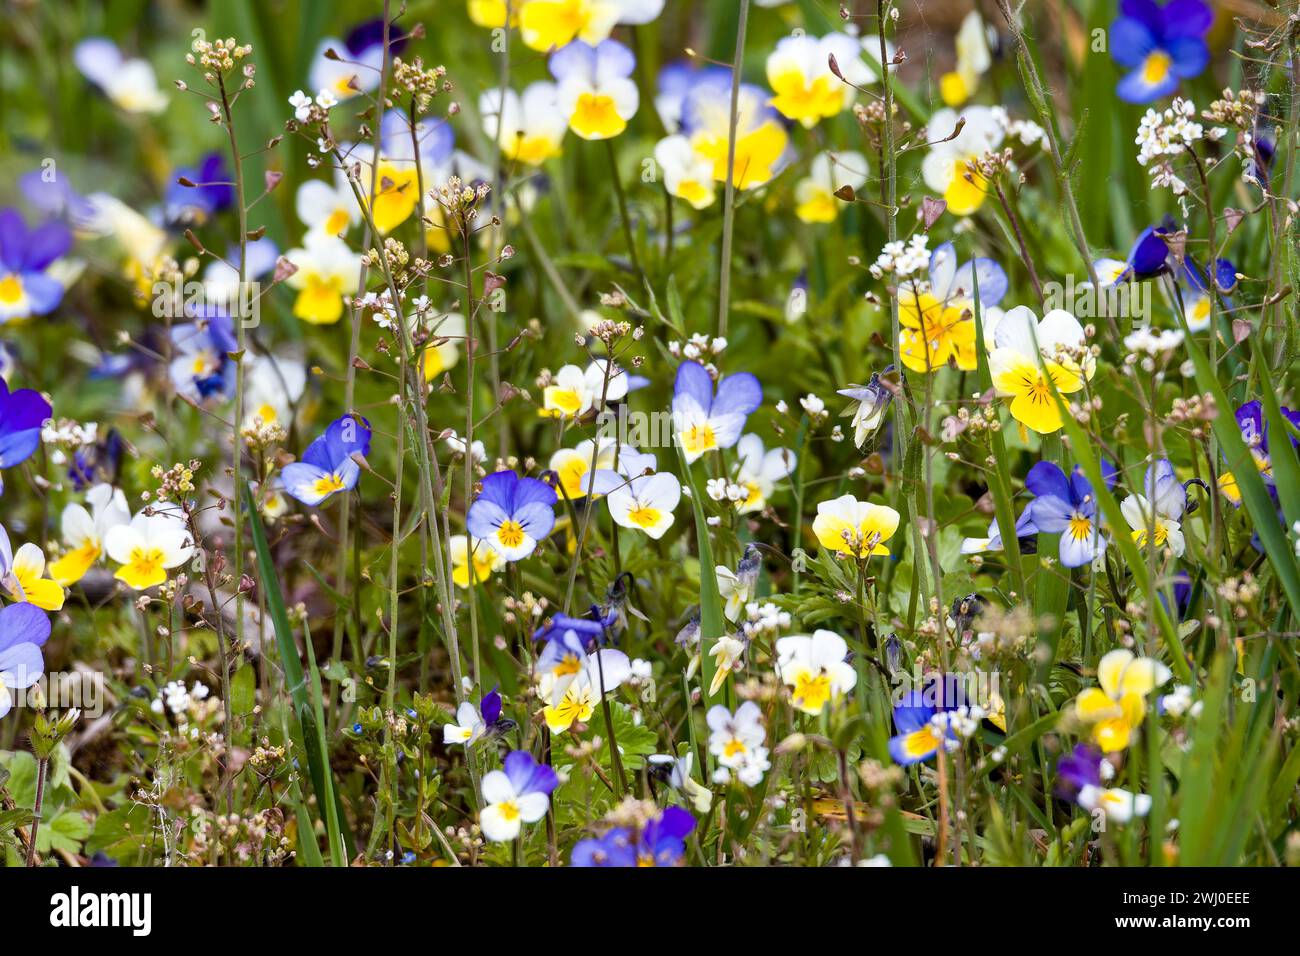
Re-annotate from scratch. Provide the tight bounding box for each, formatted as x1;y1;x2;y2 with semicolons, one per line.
888;676;970;766
571;806;696;867
0;603;53;718
1221;400;1300;508
1093;222;1173;286
466;471;557;562
0;207;73;323
671;360;762;464
1110;0;1213;103
165;153;233;228
1023;459;1118;568
442;686;512;746
169;308;238;403
281;414;373;506
0;378;52;495
1055;743;1104;801
479;750;559;842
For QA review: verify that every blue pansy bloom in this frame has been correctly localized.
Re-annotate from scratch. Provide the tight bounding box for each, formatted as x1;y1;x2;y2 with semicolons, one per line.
165;153;233;228
928;241;1009;311
281;414;373;506
68;427;124;490
1110;0;1213;103
1023;459;1118;568
479;750;559;842
887;677;969;766
0;207;73;323
0;602;52;718
571;806;696;867
1177;256;1238;331
532;608;616;648
466;470;557;562
1093;222;1173;285
655;61;730;132
1220;400;1300;507
0;378;52;495
169;308;237;403
671;360;762;464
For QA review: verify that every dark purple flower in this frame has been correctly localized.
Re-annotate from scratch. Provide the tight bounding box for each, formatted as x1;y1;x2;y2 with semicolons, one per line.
570;806;696;867
1056;744;1104;801
0;207;73;322
1110;0;1213;103
0;377;52;494
165;153;233;227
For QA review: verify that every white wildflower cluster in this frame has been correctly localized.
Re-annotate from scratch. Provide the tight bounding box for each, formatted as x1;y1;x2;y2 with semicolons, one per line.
444;430;486;465
667;333;727;363
869;233;930;280
740;601;790;641
800;393;828;422
1123;327;1185;370
151;680;213;736
706;478;749;506
930;704;986;748
1159;684;1201;719
1136;98;1204;200
990;106;1046;148
288;88;337;124
357;288;402;329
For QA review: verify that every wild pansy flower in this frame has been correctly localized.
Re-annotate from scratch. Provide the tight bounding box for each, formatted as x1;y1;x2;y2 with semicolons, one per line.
1075;648;1172;753
812;494;900;559
479;750;559;842
242;353;307;433
49;484;131;587
1176;256;1239;332
671;360;762;464
0;208;73;324
707;701;771;786
1079;785;1152;824
897;242;1007;373
733;434;796;515
707;635;748;696
541;360;629;419
0;378;52;494
1093;223;1173;286
765;32;877;128
606;472;681;539
654;61;730;133
449;533;505;589
647;752;712;813
549;437;618;500
988;306;1094;435
281;414;373;507
443;687;510;746
550;40;639;141
653;135;717;209
346;112;455;235
480;83;568;165
838;367;895;450
921;106;1004;215
283;231;362;325
0;603;52;719
794;151;869;223
73;38;167;114
939;10;993;106
1023;459;1117;568
1218;400;1300;506
519;0;663;53
295;178;360;238
541;647;631;734
0;527;65;611
104;503;195;591
169;309;237;404
679;77;790;190
466;470;558;561
571;805;695;867
888;688;958;765
1110;0;1212;104
164;154;233;228
716;544;761;624
774;630;857;715
308;19;402;100
1120;459;1187;556
1055;742;1105;802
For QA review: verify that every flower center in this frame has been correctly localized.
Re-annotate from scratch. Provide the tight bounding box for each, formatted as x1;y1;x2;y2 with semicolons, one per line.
312;473;347;498
496;519;526;549
0;274;24;304
626;505;661;529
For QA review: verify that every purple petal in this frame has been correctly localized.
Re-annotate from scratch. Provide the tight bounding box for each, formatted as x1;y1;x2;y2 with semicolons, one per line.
1025;461;1071;502
0;602;51;652
672;361;715;414
710;372;762;419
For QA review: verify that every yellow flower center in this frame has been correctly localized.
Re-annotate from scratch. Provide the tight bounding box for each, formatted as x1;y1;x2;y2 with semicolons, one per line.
680;423;717;456
1143;50;1172;85
792;671;831;713
312;473;347;498
723;738;747;759
626;505;661;529
496;799;521;822
496;519;526;550
0;274;23;304
117;547;167;590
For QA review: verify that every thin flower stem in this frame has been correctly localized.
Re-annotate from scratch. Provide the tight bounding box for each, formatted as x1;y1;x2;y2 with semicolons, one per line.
716;0;750;339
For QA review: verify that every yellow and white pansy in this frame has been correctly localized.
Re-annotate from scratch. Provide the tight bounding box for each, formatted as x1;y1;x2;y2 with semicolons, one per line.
449;533;505;589
443;699;488;746
1074;648;1171;753
104;504;196;591
308;37;383;101
707;635;748;696
295;178;361;238
549;436;619;500
0;527;67;612
921;106;1004;216
541;360;629;419
551;39;639;141
766;32;876;128
48;484;131;587
606;472;680;539
284;231;362;325
1077;785;1152;824
518;0;662;53
680;80;790;190
73;38;168;114
812;494;900;559
707;700;766;770
542;648;631;734
480;83;569;165
940;10;993;107
987;305;1094;435
775;630;857;715
732;433;796;515
794;151;869;224
1120;461;1188;558
653;135;717;210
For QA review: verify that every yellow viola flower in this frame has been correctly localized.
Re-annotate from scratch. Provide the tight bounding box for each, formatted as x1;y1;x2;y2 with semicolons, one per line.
551;40;639;141
921;106;1004;216
653;135;716;209
794;151;869;224
284;231;362;325
449;533;505;589
812;494;900;559
939;10;992;107
541;361;629;419
48;484;131;587
683;81;789;190
774;631;857;715
897;288;979;374
295;178;360;238
1;531;67;612
766;32;877;128
1074;649;1171;753
987;306;1094;435
480;83;568;165
104;505;195;591
469;0;519;28
549;437;618;500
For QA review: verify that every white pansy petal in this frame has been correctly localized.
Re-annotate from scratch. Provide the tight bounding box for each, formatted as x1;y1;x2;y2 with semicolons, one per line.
480;769;516;805
104;525;145;564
